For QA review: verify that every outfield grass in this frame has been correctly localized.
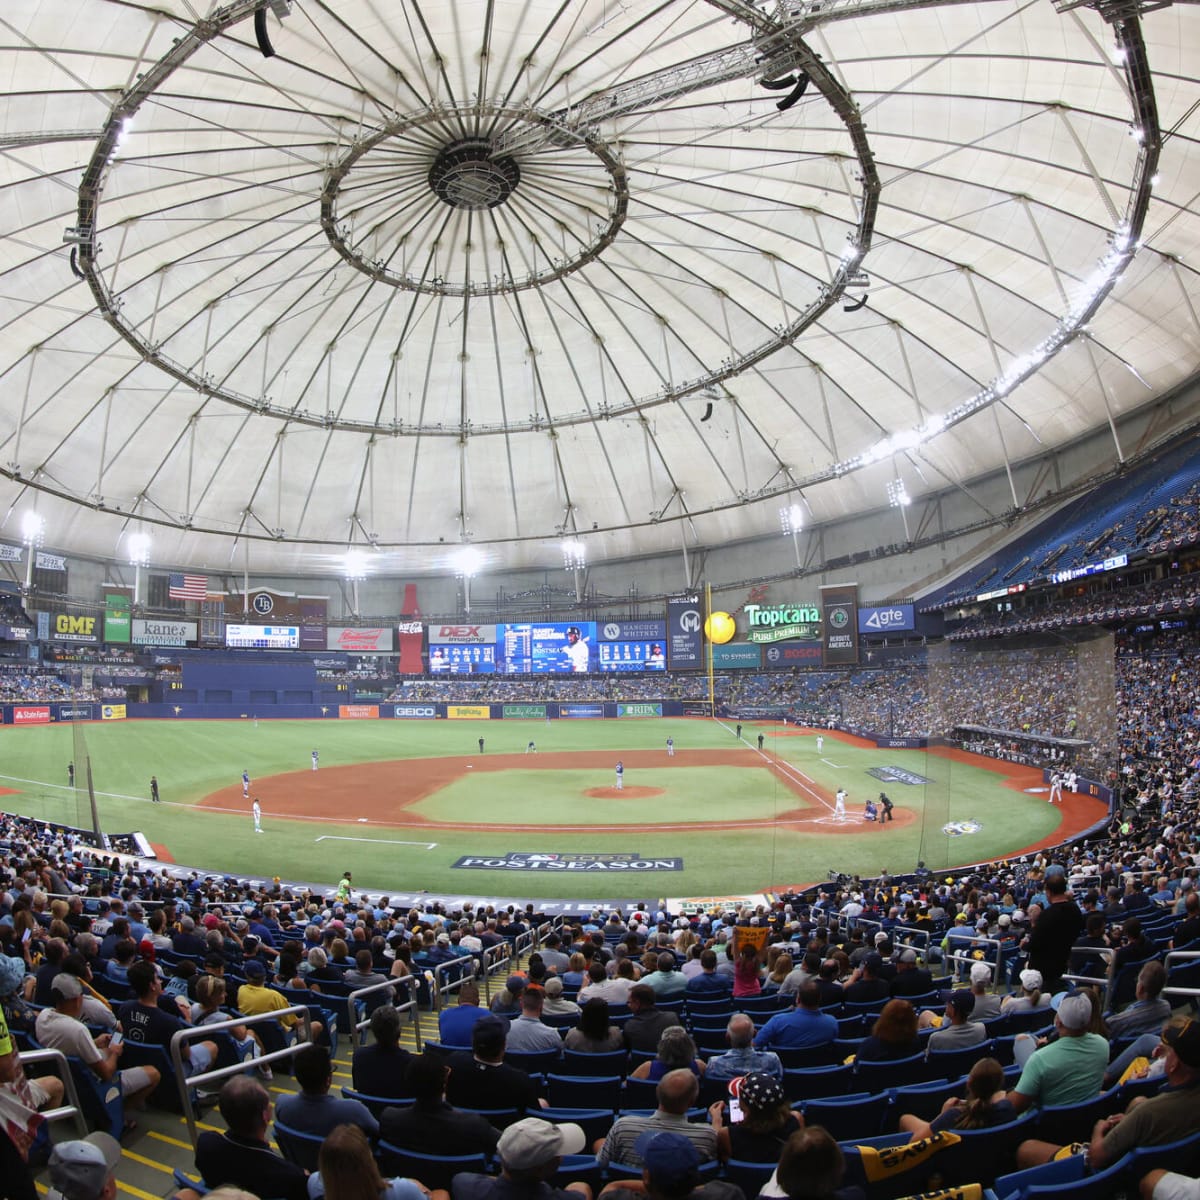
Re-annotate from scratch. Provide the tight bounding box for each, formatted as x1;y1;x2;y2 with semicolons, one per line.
0;716;1069;899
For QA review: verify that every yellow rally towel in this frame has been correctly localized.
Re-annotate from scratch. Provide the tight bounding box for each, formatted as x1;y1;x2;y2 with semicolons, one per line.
895;1187;983;1200
1117;1057;1152;1087
854;1130;962;1182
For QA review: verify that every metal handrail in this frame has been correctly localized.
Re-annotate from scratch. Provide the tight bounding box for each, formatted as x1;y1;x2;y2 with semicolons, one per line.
169;1006;312;1147
1163;949;1200;1006
431;959;474;1012
19;1047;87;1138
346;975;421;1048
944;935;1003;981
480;943;512;1002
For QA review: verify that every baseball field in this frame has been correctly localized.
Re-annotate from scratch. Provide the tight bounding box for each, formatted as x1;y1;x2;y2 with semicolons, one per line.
0;716;1106;900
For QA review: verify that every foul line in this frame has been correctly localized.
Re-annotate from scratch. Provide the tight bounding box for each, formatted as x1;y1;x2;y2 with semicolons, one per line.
0;772;166;806
712;718;834;816
315;835;437;850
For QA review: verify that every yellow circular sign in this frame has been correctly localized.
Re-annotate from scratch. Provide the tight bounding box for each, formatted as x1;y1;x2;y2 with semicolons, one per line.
704;611;736;644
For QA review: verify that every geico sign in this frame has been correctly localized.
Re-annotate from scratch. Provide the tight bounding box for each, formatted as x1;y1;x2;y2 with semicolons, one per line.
55;615;96;638
394;705;436;718
396;622;423;634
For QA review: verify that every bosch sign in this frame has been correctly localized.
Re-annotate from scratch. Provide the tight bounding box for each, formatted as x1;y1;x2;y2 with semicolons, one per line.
857;604;915;634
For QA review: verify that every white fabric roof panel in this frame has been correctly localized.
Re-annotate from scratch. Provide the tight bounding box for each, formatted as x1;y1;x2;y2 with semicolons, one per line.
0;0;1197;576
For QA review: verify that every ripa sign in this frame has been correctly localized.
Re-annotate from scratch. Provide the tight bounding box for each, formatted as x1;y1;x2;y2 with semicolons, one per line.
745;603;821;644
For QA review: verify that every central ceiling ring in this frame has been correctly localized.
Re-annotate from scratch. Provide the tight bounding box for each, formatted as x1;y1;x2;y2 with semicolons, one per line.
320;104;630;298
428;139;521;209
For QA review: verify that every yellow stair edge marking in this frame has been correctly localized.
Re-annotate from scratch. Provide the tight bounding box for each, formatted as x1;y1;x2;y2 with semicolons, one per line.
120;1149;175;1175
148;1130;195;1150
117;1179;164;1200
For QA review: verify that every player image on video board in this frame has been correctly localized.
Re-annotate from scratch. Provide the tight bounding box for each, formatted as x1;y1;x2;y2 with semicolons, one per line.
498;622;597;673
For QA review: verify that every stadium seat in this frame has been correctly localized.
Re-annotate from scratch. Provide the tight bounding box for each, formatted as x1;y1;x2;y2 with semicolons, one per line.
341;1086;413;1117
782;1063;854;1101
801;1091;891;1141
560;1049;629;1077
376;1143;492;1191
272;1119;324;1171
546;1073;623;1112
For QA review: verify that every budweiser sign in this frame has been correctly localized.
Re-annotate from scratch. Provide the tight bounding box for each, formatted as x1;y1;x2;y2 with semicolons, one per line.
326;627;393;652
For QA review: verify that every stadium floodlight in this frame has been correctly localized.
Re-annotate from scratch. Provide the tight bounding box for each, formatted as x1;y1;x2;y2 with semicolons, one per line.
343;548;369;581
562;539;587;571
453;545;483;579
887;479;911;508
21;510;45;546
127;531;151;567
779;504;804;535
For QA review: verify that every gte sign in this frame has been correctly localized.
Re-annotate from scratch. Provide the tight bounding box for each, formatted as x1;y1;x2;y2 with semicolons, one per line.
857;604;915;634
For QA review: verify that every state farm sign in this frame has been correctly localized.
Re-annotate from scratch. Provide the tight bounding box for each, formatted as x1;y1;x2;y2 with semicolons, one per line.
431;624;496;644
326;627;394;652
13;706;50;725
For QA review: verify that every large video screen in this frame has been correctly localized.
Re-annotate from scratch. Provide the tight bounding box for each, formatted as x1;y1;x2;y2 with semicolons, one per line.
499;621;597;673
429;643;497;674
225;624;299;649
597;640;667;672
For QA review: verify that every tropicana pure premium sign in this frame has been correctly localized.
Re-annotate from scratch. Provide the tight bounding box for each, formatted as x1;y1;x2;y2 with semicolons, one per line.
744;602;821;644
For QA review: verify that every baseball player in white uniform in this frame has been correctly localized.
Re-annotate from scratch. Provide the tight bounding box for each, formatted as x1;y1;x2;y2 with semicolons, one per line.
835;787;847;820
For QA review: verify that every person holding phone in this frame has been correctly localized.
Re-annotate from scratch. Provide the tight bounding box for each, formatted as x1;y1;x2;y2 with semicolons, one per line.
708;1072;801;1162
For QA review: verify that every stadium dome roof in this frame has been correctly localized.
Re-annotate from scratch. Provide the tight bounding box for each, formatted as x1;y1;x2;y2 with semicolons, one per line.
2;0;1198;578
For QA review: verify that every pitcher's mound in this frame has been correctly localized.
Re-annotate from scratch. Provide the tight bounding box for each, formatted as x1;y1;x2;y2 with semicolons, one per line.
583;786;665;800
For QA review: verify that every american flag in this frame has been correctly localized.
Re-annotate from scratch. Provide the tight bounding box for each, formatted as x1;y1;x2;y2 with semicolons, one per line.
168;573;208;601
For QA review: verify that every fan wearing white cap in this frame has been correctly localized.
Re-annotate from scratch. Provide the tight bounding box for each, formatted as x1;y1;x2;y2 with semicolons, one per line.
1000;969;1051;1015
451;1116;587;1200
1005;991;1109;1114
46;1133;121;1200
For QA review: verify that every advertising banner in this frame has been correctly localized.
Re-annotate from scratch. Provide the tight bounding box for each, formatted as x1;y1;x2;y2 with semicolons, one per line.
763;643;823;667
393;704;438;719
396;583;424;676
36;551;66;571
682;702;712;716
617;702;663;717
430;623;497;644
0;625;31;641
104;592;132;644
858;604;915;634
447;705;490;720
100;704;127;721
711;643;761;670
0;544;22;562
502;704;547;719
338;704;378;719
560;703;604;719
820;583;860;667
52;613;98;643
326;627;394;652
56;704;94;721
396;620;424;675
133;619;196;647
667;594;703;670
13;706;50;725
299;597;327;650
599;620;667;641
745;602;821;644
36;611;49;641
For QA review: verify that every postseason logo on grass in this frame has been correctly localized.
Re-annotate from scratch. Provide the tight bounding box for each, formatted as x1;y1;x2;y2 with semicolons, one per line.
452;851;684;872
867;765;932;786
